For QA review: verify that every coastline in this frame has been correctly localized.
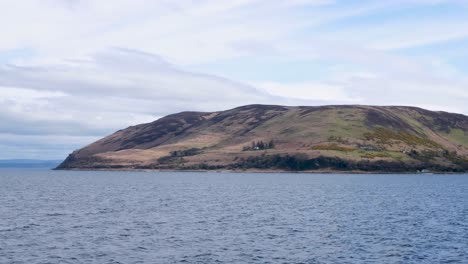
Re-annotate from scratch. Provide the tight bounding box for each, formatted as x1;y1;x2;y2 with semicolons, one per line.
54;167;467;174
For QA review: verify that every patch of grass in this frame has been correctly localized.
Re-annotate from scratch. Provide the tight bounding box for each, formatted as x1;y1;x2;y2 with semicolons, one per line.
360;152;390;159
386;151;411;161
393;110;429;134
363;127;441;148
325;109;369;139
312;143;355;152
328;135;349;144
444;128;468;146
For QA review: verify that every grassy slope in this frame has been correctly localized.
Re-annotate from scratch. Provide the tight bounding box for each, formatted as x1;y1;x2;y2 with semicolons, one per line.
57;105;468;172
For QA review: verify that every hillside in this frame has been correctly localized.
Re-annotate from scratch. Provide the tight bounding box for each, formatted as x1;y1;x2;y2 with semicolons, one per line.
57;105;468;173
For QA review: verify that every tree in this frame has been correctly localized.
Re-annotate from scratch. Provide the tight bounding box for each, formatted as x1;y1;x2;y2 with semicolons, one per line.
258;141;265;149
268;140;275;149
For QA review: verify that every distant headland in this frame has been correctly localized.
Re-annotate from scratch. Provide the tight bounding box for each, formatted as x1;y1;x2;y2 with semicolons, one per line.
57;104;468;173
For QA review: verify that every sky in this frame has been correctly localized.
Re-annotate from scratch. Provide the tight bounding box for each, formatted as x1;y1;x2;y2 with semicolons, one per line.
1;0;468;160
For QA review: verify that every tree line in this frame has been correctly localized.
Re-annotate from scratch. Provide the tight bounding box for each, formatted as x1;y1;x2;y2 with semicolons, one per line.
242;140;275;151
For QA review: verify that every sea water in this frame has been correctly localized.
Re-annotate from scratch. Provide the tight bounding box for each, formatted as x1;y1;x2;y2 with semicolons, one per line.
1;169;467;263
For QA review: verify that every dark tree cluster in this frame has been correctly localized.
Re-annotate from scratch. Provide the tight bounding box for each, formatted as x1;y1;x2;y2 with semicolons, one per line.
231;154;468;173
233;154;349;171
156;148;202;164
242;140;275;151
170;148;201;157
407;149;468;168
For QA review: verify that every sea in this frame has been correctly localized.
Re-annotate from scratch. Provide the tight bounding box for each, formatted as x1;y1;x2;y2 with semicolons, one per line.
1;169;467;263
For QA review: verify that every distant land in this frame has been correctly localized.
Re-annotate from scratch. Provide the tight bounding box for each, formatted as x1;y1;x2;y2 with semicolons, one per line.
0;159;62;169
57;105;468;173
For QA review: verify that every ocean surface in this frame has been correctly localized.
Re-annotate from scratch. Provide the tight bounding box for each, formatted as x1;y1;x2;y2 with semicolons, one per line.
1;169;468;264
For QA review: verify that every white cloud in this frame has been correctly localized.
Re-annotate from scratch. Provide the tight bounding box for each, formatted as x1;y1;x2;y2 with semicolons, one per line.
253;81;360;102
0;0;334;65
0;48;280;137
325;18;468;51
1;0;468;159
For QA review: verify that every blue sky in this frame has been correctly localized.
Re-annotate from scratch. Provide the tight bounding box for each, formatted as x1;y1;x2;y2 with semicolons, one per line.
0;0;468;159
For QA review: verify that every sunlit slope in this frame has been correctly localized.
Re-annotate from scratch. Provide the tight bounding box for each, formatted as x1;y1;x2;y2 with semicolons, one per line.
57;105;468;172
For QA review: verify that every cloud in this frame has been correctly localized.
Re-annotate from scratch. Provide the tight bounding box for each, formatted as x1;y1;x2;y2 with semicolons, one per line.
0;48;279;134
0;48;293;158
0;0;335;65
253;81;360;102
0;46;348;159
0;133;100;160
321;17;468;51
1;0;468;159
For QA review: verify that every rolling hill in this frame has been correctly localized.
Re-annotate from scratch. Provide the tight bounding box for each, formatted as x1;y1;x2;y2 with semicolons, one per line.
57;105;468;173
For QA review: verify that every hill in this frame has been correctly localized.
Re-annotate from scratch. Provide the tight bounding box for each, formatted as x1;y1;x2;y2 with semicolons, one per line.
57;105;468;173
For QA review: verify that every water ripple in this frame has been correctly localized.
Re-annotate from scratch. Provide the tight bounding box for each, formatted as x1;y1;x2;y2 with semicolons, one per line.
1;169;468;263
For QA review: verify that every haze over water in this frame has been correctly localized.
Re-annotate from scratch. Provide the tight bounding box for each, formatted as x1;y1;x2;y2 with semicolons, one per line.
1;169;468;263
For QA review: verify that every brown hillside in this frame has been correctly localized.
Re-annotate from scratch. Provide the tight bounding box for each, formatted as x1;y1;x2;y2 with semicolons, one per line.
57;105;468;173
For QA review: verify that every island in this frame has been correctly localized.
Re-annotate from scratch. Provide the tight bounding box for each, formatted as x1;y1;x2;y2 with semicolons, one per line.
57;104;468;173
